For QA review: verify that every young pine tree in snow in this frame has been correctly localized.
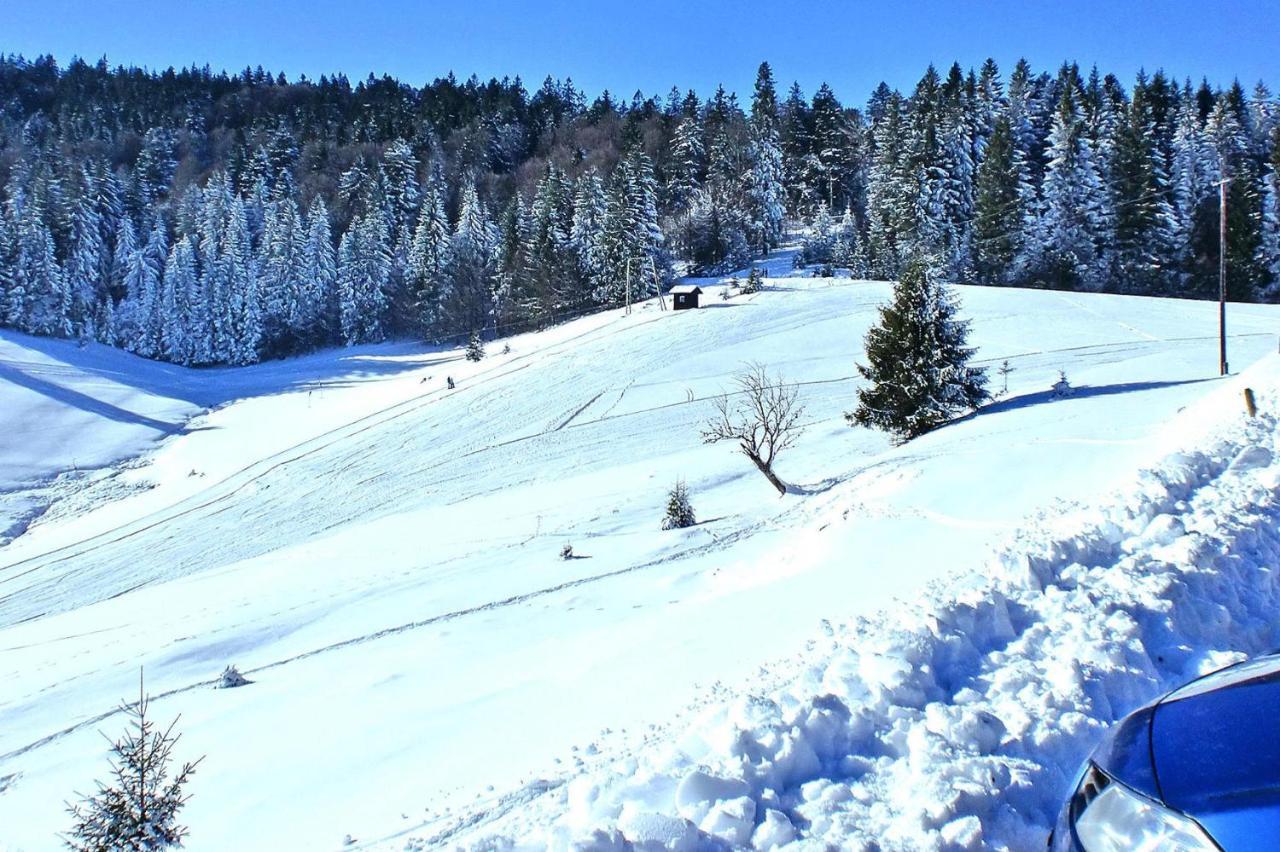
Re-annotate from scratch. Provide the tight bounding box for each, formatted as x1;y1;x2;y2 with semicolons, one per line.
465;330;485;362
65;677;202;852
660;480;697;530
847;257;988;442
799;205;837;266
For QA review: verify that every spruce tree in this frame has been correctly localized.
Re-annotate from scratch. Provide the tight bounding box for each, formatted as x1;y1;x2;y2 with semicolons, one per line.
440;181;498;338
301;196;337;347
406;182;449;338
847;257;988;441
972;117;1025;285
65;677;201;852
660;480;697;530
465;330;485;362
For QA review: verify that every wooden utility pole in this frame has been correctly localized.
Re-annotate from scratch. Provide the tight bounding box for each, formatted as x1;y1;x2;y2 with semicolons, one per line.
1219;177;1229;376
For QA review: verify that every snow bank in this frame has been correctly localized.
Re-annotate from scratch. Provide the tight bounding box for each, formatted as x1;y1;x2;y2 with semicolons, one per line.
455;360;1280;850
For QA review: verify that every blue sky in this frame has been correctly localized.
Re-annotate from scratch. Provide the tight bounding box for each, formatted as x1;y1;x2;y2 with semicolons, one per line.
3;0;1277;106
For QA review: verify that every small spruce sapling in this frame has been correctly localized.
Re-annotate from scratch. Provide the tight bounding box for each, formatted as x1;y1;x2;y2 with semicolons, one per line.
660;480;697;529
465;331;485;362
741;266;764;294
65;672;202;852
997;360;1013;398
559;543;574;560
1052;369;1073;398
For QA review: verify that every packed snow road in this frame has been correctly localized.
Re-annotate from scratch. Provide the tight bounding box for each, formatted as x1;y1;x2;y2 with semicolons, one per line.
1;274;1278;850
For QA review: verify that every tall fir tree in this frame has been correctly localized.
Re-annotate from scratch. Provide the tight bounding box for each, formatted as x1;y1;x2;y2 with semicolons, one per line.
847;257;988;441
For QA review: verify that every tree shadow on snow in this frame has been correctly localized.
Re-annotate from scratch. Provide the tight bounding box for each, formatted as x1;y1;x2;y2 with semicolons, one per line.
0;361;189;433
974;376;1221;420
2;329;463;408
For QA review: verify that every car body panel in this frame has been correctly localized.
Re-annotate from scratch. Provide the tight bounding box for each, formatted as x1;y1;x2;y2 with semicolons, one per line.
1151;657;1280;850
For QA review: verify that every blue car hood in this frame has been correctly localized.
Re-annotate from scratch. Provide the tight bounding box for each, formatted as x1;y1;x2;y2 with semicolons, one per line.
1151;657;1280;849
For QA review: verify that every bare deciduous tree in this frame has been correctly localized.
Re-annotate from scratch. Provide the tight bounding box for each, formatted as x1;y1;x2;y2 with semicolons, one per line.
702;363;805;496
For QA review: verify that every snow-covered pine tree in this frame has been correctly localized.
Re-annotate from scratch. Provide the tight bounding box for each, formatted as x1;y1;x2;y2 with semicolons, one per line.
12;189;67;337
779;82;815;214
660;480;696;530
337;209;393;345
799;204;837;266
847;256;988;441
257;196;305;355
1109;76;1178;295
745;62;786;253
406;181;450;339
1260;135;1280;297
221;198;262;365
744;127;786;255
381;139;421;256
440;180;498;338
301;196;338;346
465;330;485;362
865;91;910;278
1030;86;1111;290
64;676;201;852
1191;96;1266;301
64;189;105;338
666;117;705;214
521;164;577;326
159;237;200;364
972;117;1027;285
0;197;17;328
569;172;607;309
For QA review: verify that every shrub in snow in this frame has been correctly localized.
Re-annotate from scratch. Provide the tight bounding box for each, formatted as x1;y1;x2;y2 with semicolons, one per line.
215;665;249;689
741;266;764;294
661;480;697;530
465;331;485;362
502;343;511;355
1052;369;1073;397
65;676;202;851
560;543;574;560
847;257;988;442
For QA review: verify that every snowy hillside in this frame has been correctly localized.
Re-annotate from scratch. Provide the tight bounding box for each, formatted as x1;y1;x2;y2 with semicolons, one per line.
2;272;1279;851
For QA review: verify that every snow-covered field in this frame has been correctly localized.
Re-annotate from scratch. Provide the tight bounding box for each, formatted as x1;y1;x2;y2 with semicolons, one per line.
2;265;1280;850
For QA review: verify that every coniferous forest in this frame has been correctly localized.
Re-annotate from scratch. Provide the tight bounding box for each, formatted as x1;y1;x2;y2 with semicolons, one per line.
0;55;1278;366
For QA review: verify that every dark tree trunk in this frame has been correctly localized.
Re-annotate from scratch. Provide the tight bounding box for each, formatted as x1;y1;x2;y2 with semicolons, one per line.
745;450;787;496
